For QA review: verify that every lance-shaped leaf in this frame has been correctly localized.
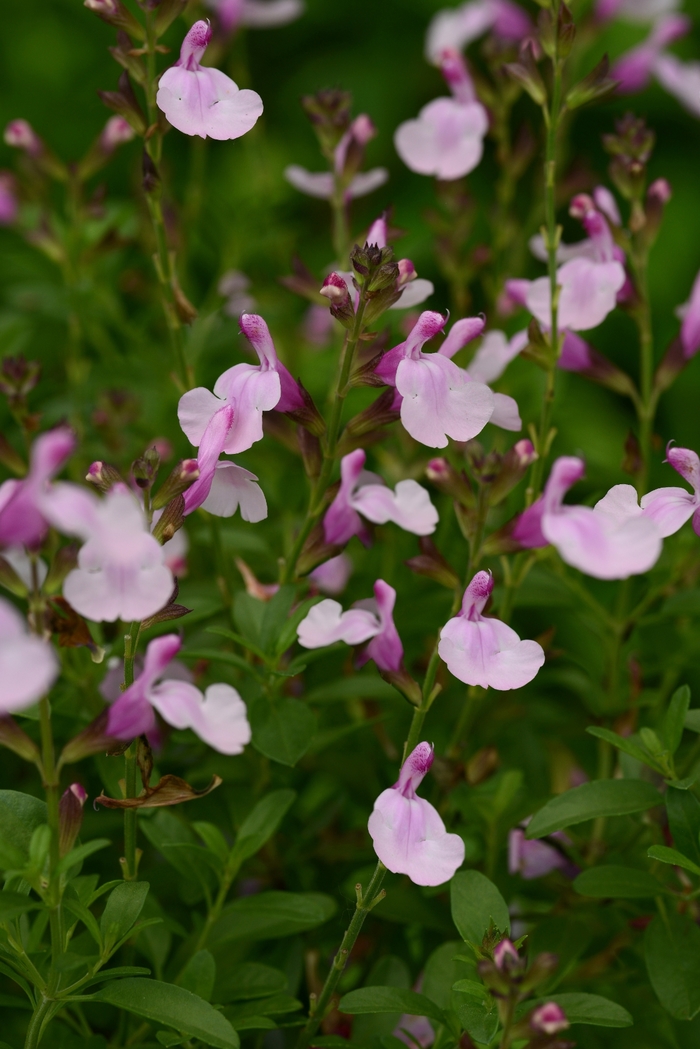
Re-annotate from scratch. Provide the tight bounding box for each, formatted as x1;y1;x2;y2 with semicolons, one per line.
526;780;663;838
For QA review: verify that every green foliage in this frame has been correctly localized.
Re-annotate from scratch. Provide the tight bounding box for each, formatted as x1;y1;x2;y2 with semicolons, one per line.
527;779;663;837
450;871;510;945
645;914;700;1020
94;978;239;1047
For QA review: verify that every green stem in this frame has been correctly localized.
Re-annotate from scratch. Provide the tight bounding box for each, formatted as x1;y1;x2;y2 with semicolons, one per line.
498;998;516;1049
39;697;63;988
194;855;243;954
630;249;655;494
295;861;386;1049
122;623;140;881
280;292;368;584
23;995;54;1049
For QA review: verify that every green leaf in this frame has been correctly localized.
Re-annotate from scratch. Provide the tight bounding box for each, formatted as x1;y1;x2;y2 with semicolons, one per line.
250;696;316;766
535;992;633;1027
208;891;337;946
226;993;302;1023
259;585;297;654
94;977;239;1048
180;950;216;1002
684;709;700;733
275;596;323;658
666;787;700;866
351;955;410;1044
648;845;700;876
573;865;663;898
232;591;266;648
55;838;111;877
451;980;488;999
645;913;700;1019
220;963;288;1002
451;991;499;1044
664;685;691;753
233;789;296;861
0;890;41;923
450;871;510;945
0;790;47;868
193;821;230;865
63;893;103;947
526;779;663;838
100;881;149;949
586;727;658;769
80;966;152;988
339;987;445;1027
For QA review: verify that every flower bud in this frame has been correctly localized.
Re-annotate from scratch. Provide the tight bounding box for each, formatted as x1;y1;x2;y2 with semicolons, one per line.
0;715;41;765
405;536;460;590
0;554;28;597
98;71;148;137
151;459;200;510
530;1002;569;1034
379;665;422;707
131;446;160;490
86;460;124;493
565;54;616;111
301;88;353;155
493;938;520;971
426;457;474;507
320;272;355;328
489;439;538;504
152;494;185;544
642;177;672;247
339;389;400;452
100;115;135;154
84;0;146;40
504;41;547;106
0;355;41;407
282;380;327;437
59;710;120;765
4;119;43;157
396;259;417;287
58;784;87;858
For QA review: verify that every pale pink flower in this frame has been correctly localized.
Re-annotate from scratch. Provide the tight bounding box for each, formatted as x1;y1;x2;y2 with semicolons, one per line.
4;120;43;157
0;597;58;713
530;1003;569;1035
641;445;700;537
593;185;622;227
677;271;700;358
308;553;353;595
508;823;573;879
374;311;494;448
218;270;256;317
323;449;438;546
425;0;531;63
494;939;519;969
284;114;388;201
0;172;18;225
596;0;680;23
368;741;465;886
611;14;689;94
41;483;174;622
465;329;528;385
179;313;301;455
395;50;488;181
655;53;700;118
0;427;76;548
514;457;662;579
393;1014;434;1049
182;405;267;522
107;634;251;754
156;20;263;140
99;116;135;153
297;579;404;673
439;571;545;690
206;0;303;35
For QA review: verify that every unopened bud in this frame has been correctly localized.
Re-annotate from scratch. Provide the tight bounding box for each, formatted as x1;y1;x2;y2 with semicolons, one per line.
86;461;124;492
379;666;422;707
489;439;538;504
397;259;417;287
0;715;41;764
320;273;350;304
58;783;87;858
84;0;146;40
98;72;147;138
569;193;594;221
405;536;460;590
99;115;135;154
493;938;520;971
648;177;671;205
151;459;199;510
504;42;547;107
131;446;160;490
426;457;474;506
4;120;43;157
152;494;185;544
59;709;121;766
530;1002;569;1035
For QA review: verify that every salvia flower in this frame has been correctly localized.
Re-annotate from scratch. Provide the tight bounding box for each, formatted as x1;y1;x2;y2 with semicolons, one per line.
107;634;251;754
178;314;301;455
323;449;438;546
0;427;76;549
374;311;494;448
41;483;174;622
596;0;680;23
308;553;353;595
530;1002;569;1035
284;114;388;201
0;598;58;713
425;0;531;63
368;742;465;886
509;823;573;879
206;0;304;36
439;571;545;690
493;938;520;970
611;13;689;94
676;269;700;358
654;53;700;119
156;20;264;140
641;445;700;537
513;457;662;579
182;405;267;522
395;49;489;181
298;578;404;672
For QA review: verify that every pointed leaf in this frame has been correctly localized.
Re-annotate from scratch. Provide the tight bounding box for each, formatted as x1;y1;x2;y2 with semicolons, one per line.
666;786;700;866
451;871;510;946
339;987;445;1027
234;789;296;861
250;696;316;766
208;892;336;947
663;685;691;754
573;865;663;898
647;845;700;876
530;992;632;1027
94;978;239;1047
526;780;663;838
645;913;700;1020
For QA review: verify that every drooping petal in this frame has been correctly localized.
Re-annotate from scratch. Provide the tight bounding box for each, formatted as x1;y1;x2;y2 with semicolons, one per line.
213;364;281;453
439;316;486;359
395;353;494;447
489;393;521;431
508;828;569;879
297;599;380;648
543;504;662;578
182;405;234;514
351;479;439;535
39;482;100;541
368;789;464;886
390;278;435;310
439;611;545;690
347;169;390;198
323;449;368;546
309;553;353;595
395;98;488;180
178;387;226;447
640;487;697;537
0;599;58;713
0;427;76;547
654;53;700;119
466;329;528;384
283;165;335;198
202;462;268;521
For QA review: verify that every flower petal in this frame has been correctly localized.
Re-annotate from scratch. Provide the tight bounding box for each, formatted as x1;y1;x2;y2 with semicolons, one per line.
396;354;493;447
351;479;438;535
640;487;697;537
201;462;268;521
297;599;380;647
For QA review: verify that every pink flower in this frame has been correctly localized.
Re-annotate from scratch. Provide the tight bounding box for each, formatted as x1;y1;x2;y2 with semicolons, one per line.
4;120;43;157
218;270;257;317
297;579;403;673
0;598;58;713
309;553;353;595
41;483;174;622
182;405;268;521
513;457;662;579
178;314;301;455
677;270;700;358
284;114;388;201
99;116;135;153
593;185;622;227
611;14;689;94
368;741;465;886
641;445;700;537
425;0;531;63
438;571;545;690
0;427;76;548
0;172;18;225
654;53;700;118
394;1013;435;1048
508;824;573;879
359;214;434;310
206;0;303;35
596;0;680;23
374;311;494;448
493;938;519;969
530;1003;569;1035
156;20;263;140
323;449;438;546
465;329;528;385
107;634;251;754
395;50;488;180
